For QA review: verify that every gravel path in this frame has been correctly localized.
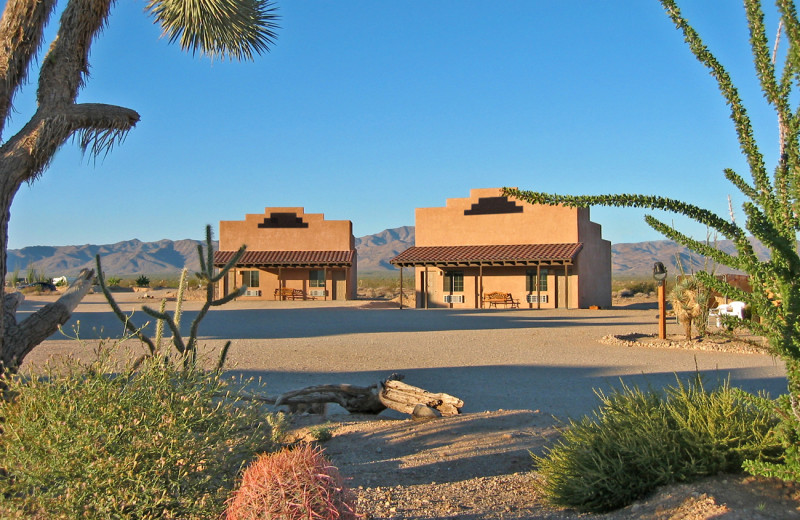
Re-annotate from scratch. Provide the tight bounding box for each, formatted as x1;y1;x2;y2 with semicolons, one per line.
21;292;787;420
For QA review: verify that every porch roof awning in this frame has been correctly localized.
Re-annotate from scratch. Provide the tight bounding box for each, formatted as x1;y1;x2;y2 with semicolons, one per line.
390;243;583;267
214;249;355;268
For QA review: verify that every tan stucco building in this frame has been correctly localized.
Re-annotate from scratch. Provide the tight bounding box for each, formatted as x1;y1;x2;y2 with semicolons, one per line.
391;188;611;309
214;207;356;300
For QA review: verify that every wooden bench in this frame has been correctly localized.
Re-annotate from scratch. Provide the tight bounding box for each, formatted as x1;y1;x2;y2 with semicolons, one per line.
482;292;520;309
274;287;306;300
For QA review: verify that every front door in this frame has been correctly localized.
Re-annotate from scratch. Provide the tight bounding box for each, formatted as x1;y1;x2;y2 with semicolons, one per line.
331;270;346;300
557;272;567;308
423;268;438;308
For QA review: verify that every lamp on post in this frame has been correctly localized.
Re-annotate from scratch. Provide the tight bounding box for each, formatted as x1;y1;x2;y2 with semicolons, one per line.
653;262;667;340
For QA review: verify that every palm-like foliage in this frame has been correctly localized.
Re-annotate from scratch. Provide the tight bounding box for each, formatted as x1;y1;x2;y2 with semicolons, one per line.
147;0;279;61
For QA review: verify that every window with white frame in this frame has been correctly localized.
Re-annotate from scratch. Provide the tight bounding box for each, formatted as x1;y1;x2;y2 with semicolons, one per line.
443;271;464;292
526;269;548;292
242;270;260;288
309;269;325;287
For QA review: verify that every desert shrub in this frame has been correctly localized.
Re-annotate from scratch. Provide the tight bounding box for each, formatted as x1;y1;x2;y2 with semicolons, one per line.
743;393;800;482
226;444;358;520
0;343;283;520
105;275;121;286
135;275;150;287
626;280;656;295
308;423;335;442
533;377;780;513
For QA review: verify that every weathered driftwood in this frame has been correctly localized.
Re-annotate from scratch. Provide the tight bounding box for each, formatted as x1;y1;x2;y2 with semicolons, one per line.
379;380;464;417
274;374;463;417
275;383;386;414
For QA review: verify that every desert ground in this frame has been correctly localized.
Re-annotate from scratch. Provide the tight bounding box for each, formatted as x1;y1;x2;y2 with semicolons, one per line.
15;291;799;518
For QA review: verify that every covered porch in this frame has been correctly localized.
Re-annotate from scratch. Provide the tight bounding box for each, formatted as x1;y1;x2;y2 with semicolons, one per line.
390;243;582;309
214;250;356;301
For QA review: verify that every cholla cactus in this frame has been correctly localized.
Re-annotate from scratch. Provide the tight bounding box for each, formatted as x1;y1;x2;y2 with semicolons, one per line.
226;444;358;520
96;225;245;369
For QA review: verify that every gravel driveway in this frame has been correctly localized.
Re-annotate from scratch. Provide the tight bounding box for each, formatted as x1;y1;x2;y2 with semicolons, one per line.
20;292;788;420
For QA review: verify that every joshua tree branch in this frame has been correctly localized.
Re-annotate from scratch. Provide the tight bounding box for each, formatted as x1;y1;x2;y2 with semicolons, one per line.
2;269;94;372
0;0;58;137
36;0;112;108
0;103;139;186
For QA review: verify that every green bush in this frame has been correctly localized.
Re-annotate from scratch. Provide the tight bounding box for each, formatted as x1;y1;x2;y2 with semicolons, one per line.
105;275;121;287
626;280;657;294
0;344;284;519
135;275;150;287
743;393;800;482
533;377;781;513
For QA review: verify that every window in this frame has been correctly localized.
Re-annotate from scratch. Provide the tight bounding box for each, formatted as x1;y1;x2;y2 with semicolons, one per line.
242;270;260;288
443;271;464;292
526;269;548;292
309;269;326;288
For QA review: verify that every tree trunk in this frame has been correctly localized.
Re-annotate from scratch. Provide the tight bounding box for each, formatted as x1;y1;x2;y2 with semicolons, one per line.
378;380;464;416
0;0;138;381
275;376;464;417
1;268;94;376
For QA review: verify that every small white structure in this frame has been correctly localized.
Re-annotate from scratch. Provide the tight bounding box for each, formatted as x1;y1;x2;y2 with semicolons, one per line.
710;301;746;328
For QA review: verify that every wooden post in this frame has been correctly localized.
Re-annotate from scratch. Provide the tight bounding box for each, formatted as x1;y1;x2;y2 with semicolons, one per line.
479;264;484;308
658;280;667;339
536;264;541;310
278;267;283;300
324;267;328;301
564;264;569;310
424;267;429;309
399;267;404;310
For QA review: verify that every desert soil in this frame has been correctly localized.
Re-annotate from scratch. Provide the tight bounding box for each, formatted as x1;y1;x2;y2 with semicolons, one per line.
18;291;800;519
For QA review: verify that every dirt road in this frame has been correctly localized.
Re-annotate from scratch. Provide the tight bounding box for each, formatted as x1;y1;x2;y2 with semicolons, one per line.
19;292;787;420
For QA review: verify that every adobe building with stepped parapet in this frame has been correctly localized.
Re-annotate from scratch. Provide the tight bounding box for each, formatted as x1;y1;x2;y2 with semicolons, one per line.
391;188;612;309
214;207;357;301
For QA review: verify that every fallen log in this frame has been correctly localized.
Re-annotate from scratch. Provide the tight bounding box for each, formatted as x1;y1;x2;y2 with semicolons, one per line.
274;374;463;417
275;383;386;414
379;380;464;417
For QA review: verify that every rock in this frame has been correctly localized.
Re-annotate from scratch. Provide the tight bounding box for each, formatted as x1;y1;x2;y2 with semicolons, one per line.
412;404;441;420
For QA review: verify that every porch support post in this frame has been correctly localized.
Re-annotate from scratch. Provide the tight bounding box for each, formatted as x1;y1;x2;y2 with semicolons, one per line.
424;266;429;309
324;266;328;301
278;267;283;300
537;264;541;310
479;264;484;309
564;264;569;310
399;267;404;310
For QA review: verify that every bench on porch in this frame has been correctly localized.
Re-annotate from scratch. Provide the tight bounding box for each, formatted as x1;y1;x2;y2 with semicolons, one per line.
274;287;307;300
482;292;520;309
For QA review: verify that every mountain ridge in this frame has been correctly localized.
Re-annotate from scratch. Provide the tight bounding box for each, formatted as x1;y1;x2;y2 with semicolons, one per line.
8;227;766;278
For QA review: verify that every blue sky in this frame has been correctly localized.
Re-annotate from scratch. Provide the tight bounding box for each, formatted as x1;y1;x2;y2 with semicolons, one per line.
5;1;785;249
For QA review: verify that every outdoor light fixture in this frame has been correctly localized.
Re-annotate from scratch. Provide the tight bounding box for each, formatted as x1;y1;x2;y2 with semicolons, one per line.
653;261;667;282
653;261;667;340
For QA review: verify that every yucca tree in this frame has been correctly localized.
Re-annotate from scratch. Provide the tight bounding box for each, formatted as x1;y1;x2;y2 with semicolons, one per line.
0;0;278;379
507;0;800;391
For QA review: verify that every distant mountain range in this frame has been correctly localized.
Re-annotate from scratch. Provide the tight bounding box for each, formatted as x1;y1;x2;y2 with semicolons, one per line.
354;226;414;273
7;226;769;278
7;239;212;278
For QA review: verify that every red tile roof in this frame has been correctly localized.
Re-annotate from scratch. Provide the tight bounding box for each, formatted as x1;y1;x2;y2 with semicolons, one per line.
390;243;583;266
214;250;355;267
